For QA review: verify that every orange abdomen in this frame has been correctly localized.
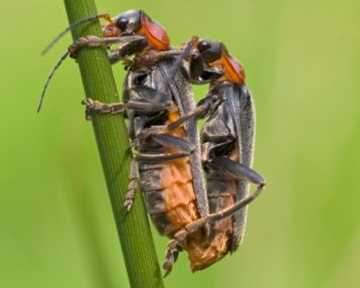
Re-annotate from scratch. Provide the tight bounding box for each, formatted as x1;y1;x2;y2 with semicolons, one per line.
159;110;199;235
140;110;200;236
141;110;236;271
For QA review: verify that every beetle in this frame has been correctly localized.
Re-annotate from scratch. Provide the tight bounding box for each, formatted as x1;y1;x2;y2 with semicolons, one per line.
165;37;266;270
39;10;264;275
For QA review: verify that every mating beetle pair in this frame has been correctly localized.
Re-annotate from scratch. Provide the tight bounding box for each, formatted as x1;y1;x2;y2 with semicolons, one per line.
40;9;265;275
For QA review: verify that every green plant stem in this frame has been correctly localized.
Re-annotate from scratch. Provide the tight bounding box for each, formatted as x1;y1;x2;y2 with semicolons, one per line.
62;1;164;287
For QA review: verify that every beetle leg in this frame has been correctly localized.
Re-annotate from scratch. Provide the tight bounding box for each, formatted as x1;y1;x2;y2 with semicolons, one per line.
206;183;265;223
163;239;181;277
163;184;264;265
81;98;171;120
189;52;204;81
151;134;195;153
68;35;146;59
205;157;265;222
174;180;264;239
81;98;126;120
167;95;221;129
163;218;207;276
108;37;148;65
123;159;139;213
207;157;265;185
200;159;266;224
135;152;189;163
146;49;182;63
135;126;169;139
167;102;211;129
134;127;196;153
126;86;174;112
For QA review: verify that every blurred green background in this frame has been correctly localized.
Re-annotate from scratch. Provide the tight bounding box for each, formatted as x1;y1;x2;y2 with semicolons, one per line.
1;0;359;287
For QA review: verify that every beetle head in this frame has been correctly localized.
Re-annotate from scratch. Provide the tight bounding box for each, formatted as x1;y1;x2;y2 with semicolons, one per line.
112;10;142;35
102;10;170;50
196;40;223;63
194;39;245;85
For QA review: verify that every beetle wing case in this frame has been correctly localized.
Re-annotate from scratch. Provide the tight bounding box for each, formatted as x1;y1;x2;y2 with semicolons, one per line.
226;84;256;251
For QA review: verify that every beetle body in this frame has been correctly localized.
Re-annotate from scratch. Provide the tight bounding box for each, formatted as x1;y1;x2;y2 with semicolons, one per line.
178;84;256;271
201;83;256;251
124;59;202;234
168;38;264;261
192;39;260;251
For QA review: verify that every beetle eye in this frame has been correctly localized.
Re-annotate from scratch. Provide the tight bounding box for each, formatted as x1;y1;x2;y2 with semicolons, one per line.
117;17;129;31
198;40;211;53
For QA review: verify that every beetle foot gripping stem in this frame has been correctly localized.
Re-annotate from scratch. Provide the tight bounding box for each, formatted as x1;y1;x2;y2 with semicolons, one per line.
68;36;104;58
123;159;139;213
123;192;135;213
81;98;126;120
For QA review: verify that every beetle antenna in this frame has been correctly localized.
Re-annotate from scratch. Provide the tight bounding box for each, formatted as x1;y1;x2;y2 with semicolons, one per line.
41;13;114;55
37;51;70;113
41;15;98;55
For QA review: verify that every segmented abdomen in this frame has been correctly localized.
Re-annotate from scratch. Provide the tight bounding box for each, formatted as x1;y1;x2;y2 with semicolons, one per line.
140;110;199;236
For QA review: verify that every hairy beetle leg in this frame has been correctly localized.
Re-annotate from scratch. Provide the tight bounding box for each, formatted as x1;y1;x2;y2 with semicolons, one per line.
68;35;146;59
81;98;172;120
135;152;189;163
81;98;126;120
163;219;206;276
124;49;182;70
68;36;104;58
68;34;178;68
208;157;265;186
123;159;139;213
206;157;266;221
151;134;195;154
163;239;181;277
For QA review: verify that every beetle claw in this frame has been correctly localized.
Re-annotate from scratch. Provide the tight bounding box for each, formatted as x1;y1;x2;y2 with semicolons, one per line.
123;198;134;213
163;240;179;277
